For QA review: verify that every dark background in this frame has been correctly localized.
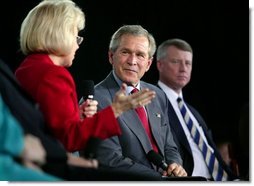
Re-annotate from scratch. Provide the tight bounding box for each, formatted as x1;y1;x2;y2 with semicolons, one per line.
0;0;249;148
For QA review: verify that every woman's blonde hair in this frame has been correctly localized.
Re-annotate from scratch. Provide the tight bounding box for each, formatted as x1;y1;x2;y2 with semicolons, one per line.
20;0;85;55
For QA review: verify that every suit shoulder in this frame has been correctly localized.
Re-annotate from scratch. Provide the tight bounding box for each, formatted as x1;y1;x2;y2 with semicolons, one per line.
141;82;166;96
186;103;200;115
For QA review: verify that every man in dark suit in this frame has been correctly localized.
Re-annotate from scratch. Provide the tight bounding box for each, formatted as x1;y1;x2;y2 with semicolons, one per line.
89;25;187;178
156;38;238;180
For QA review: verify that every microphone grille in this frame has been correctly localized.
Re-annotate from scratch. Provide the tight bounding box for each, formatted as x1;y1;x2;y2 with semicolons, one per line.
82;80;94;98
146;150;163;166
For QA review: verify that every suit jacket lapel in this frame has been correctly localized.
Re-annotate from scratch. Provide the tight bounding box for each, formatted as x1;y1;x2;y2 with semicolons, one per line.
139;83;164;153
145;100;163;153
121;110;153;153
188;105;215;149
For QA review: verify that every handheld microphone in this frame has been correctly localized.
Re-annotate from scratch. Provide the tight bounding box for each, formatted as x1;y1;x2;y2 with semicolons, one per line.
79;80;95;118
147;150;208;181
147;150;168;171
82;80;94;100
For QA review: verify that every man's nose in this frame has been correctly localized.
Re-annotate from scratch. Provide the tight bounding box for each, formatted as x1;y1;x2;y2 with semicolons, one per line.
127;54;138;65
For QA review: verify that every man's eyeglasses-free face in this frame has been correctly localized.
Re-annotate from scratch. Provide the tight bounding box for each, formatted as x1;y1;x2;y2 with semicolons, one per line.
76;36;83;45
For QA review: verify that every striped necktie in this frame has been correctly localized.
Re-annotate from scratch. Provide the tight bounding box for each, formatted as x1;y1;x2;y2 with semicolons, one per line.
177;97;228;181
131;88;158;153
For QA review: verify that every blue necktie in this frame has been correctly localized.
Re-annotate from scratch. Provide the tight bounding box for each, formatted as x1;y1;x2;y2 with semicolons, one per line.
177;97;228;181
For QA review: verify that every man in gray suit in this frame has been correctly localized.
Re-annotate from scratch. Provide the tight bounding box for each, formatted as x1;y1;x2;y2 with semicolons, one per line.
91;25;187;179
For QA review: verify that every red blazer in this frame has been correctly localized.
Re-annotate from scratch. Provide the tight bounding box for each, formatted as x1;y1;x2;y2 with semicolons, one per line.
15;54;121;152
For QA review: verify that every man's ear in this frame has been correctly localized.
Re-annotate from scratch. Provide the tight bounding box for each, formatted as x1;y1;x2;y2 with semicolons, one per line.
108;50;114;65
156;60;163;72
145;57;153;72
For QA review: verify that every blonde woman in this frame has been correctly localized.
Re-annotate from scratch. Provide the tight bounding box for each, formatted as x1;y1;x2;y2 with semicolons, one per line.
15;0;155;152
